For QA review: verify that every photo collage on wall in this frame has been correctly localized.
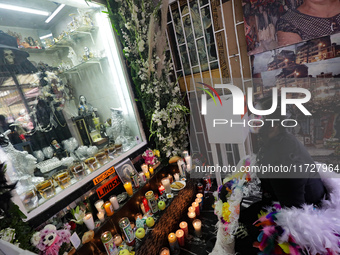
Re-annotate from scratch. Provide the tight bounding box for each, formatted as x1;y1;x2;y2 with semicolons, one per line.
243;1;340;160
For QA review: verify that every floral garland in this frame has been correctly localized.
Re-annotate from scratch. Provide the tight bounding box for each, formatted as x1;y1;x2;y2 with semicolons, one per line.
106;0;189;158
213;157;253;243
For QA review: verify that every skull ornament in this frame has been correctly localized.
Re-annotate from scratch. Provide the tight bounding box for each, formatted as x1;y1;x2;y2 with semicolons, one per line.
4;49;15;65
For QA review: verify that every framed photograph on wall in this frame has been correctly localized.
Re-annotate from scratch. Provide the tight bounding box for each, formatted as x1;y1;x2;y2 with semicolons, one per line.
114;158;138;184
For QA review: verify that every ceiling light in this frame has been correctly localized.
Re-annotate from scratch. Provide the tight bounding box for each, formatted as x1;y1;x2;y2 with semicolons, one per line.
39;34;53;40
45;4;65;23
0;3;49;16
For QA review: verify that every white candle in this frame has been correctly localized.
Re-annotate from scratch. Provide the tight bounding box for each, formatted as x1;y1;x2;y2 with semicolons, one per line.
177;159;185;177
140;203;146;215
139;172;146;183
94;200;105;213
97;212;105;222
188;211;196;221
161;178;171;193
109;195;120;210
193;219;202;237
141;164;148;174
184;156;191;171
174;173;180;181
83;213;95;230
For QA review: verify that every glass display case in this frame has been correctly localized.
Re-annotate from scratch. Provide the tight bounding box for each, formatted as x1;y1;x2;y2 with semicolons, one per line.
0;0;146;220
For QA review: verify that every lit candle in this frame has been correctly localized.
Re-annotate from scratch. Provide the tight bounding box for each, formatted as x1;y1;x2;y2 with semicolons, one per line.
104;201;114;216
83;213;95;230
144;171;150;180
174;173;179;181
177;159;185;177
168;233;180;254
188;211;196;221
167;174;173;183
159;247;170;255
184;156;191;171
109;195;120;210
149;166;154;175
141;164;148;174
188;206;195;213
161;178;171;194
123;182;133;196
176;229;185;246
179;221;188;239
193;219;202;237
97;211;105;222
94;200;105;213
195;198;202;211
196;193;203;206
192;202;200;216
158;184;165;195
139;172;146;183
113;234;123;247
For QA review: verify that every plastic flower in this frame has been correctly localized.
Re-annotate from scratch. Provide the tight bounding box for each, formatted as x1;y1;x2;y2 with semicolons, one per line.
31;232;41;246
222;202;231;222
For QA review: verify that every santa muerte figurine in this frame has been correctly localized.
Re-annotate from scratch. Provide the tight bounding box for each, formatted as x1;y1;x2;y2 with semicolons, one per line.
50;138;67;159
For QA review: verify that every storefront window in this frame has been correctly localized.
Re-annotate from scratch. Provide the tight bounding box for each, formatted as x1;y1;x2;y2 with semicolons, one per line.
0;0;145;218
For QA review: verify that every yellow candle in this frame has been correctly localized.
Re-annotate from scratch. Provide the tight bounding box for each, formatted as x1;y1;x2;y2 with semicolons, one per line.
149;166;154;175
144;171;150;180
104;201;114;216
124;182;133;196
168;233;177;244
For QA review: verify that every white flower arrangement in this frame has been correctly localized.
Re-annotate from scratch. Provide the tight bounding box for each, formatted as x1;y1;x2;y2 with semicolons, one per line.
108;0;189;158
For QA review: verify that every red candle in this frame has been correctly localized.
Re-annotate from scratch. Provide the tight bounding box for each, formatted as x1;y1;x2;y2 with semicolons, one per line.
176;229;185;246
192;202;200;216
158;185;165;195
179;221;188;239
143;197;150;213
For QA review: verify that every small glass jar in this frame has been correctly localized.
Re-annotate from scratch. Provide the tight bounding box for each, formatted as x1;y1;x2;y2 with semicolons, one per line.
95;151;108;165
84;157;99;172
53;170;71;189
19;189;39;211
36;179;56;200
71;163;87;180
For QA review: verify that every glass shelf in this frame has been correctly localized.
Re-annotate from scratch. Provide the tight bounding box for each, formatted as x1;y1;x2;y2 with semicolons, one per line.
61;57;106;75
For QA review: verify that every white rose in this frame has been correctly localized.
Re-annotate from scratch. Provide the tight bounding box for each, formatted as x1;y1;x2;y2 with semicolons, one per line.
31;232;41;246
44;224;56;231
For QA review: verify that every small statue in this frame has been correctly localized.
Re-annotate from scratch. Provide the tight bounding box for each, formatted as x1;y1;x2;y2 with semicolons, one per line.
83;47;90;61
50;138;67;159
78;95;93;116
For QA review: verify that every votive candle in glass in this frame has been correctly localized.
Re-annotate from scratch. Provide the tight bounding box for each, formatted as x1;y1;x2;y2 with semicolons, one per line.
149;166;154;175
104;201;114;216
177;159;185;177
109;195;120;210
179;221;188;239
97;211;105;222
158;184;165;195
94;199;105;213
124;181;133;196
113;234;123;247
193;219;202;237
144;171;150;180
83;213;95;230
159;247;170;255
188;211;196;221
141;164;148;174
184;156;191;171
192;202;200;216
176;229;185;246
174;173;180;181
161;178;171;194
139;172;146;183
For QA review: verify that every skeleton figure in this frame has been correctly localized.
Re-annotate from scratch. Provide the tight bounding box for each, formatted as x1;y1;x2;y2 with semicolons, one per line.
4;49;15;65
